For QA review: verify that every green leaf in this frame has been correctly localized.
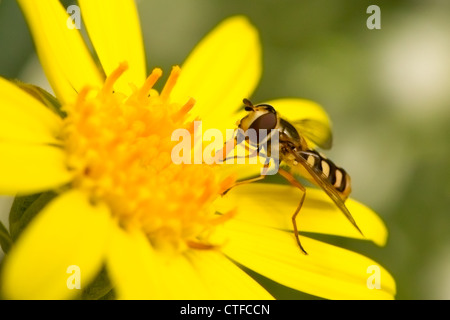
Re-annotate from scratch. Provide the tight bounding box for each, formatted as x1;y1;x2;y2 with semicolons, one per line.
9;193;41;237
81;267;114;300
0;220;12;253
98;289;116;300
11;80;66;118
9;191;57;241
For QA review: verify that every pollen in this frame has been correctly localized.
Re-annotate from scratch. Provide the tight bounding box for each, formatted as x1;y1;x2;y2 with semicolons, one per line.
62;62;234;252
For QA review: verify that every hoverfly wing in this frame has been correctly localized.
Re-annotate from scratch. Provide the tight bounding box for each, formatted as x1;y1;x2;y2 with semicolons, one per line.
294;151;363;236
291;119;333;150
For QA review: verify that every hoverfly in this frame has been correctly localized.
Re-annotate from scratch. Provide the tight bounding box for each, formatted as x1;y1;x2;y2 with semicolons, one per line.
220;98;363;255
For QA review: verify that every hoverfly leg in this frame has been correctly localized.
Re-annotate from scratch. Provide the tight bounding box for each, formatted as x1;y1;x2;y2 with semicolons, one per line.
221;158;271;196
277;168;308;255
215;136;257;163
215;135;238;163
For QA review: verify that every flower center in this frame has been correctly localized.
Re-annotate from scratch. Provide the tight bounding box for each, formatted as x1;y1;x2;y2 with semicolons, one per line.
62;62;234;252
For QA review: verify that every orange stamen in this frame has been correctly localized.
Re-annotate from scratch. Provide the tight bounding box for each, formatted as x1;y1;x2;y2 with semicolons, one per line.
186;241;216;250
173;97;196;121
137;68;163;100
102;61;129;94
160;65;181;102
210;208;237;226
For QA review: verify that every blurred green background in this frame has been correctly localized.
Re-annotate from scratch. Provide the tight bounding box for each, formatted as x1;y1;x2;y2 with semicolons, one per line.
1;0;449;300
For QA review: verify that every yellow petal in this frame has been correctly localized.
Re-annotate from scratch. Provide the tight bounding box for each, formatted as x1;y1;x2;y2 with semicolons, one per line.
106;225;210;299
1;190;112;299
106;226;163;300
0;142;73;195
171;16;261;134
17;0;104;104
218;183;388;246
187;250;274;299
0;77;62;145
221;219;396;300
107;227;271;300
264;98;331;127
78;0;146;94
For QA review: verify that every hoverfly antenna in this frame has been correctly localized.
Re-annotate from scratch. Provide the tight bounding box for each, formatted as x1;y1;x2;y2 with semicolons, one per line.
243;98;254;111
243;98;253;106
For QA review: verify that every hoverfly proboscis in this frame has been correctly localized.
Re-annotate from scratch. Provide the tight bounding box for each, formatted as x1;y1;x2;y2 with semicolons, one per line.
218;98;363;255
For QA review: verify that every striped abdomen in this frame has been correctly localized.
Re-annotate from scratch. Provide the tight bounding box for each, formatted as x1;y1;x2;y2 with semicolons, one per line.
300;149;352;200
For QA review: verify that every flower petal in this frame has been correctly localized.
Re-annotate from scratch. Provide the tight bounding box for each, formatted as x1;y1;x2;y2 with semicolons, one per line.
264;98;331;127
221;219;396;300
105;226;162;300
187;250;274;299
1;190;112;299
0;142;73;195
17;0;104;104
171;16;261;134
107;226;272;300
106;225;210;299
78;0;146;93
0;77;62;145
217;183;388;246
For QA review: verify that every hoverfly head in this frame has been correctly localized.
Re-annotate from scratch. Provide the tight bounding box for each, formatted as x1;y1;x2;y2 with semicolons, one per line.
238;99;278;146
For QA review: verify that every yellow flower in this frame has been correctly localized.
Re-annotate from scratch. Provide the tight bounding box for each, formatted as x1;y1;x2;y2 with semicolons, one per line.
0;0;395;299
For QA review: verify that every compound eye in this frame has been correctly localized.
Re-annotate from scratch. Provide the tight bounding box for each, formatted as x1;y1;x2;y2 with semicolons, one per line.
244;106;253;112
247;112;277;144
249;112;277;131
